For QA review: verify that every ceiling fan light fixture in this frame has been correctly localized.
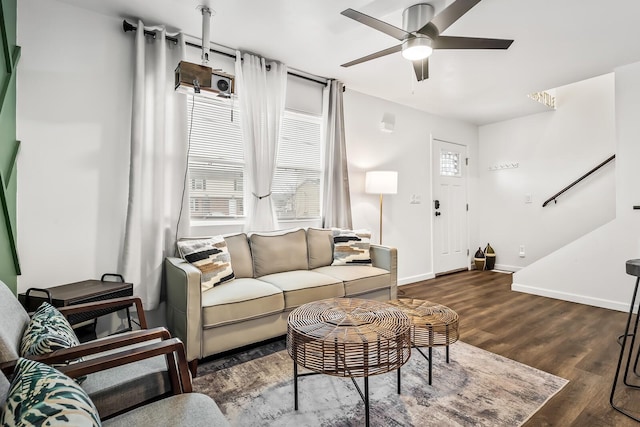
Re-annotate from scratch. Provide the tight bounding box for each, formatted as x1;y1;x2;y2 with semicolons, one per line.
401;36;433;61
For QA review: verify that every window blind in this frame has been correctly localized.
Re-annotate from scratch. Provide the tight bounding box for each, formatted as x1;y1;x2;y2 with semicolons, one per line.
186;97;323;221
187;96;244;219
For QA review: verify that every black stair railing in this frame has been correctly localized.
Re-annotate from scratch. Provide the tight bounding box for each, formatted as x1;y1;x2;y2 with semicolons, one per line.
542;154;616;207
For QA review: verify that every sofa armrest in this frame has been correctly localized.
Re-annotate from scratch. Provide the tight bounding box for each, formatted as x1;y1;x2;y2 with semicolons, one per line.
164;257;203;362
370;245;398;299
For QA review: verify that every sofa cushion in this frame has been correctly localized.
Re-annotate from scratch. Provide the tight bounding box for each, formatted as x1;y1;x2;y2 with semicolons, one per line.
103;393;229;427
224;233;253;278
250;229;309;277
0;282;30;364
201;278;285;328
258;271;344;309
81;349;170;419
0;373;8;405
177;236;235;291
331;229;372;266
0;358;101;427
307;228;334;269
313;265;390;297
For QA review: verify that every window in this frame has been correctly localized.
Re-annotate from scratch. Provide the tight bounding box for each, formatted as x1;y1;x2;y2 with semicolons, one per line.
273;111;323;220
186;97;323;222
440;150;461;177
187;97;244;219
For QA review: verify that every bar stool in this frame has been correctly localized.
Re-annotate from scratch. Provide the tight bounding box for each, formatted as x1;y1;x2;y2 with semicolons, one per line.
610;259;640;421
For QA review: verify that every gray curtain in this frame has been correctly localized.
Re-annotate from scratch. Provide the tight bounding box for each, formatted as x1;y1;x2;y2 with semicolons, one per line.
322;80;352;229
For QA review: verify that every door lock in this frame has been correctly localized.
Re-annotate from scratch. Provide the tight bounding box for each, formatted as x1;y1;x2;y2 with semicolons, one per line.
435;211;441;216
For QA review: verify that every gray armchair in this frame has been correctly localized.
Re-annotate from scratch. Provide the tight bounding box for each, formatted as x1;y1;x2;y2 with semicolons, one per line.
0;281;173;419
0;337;228;426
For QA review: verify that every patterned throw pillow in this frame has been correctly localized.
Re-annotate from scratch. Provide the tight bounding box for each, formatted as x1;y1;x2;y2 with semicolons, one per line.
331;229;373;266
19;303;86;384
177;236;235;291
0;358;101;427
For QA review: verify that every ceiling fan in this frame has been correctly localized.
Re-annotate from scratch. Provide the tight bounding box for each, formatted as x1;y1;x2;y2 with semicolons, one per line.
340;0;514;81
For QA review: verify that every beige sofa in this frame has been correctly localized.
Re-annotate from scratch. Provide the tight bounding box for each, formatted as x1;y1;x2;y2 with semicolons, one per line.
164;228;397;373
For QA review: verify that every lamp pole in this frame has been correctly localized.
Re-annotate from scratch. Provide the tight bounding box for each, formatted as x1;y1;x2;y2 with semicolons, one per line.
379;193;384;245
365;170;397;246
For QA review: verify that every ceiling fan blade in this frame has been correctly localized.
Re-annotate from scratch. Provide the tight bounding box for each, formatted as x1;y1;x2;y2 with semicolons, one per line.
416;22;439;39
430;0;482;33
341;8;410;41
413;57;429;81
341;44;402;67
433;36;514;49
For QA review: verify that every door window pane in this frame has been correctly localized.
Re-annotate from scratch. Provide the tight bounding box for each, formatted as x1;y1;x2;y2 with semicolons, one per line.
440;150;461;177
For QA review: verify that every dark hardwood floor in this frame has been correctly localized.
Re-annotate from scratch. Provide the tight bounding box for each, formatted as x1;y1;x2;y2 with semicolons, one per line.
399;270;639;427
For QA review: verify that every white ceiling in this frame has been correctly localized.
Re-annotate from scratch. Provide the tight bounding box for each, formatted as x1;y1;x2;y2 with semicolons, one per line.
56;0;640;125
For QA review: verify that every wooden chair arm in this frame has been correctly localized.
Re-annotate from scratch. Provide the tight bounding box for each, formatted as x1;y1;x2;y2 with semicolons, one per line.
59;338;192;394
26;327;171;365
0;360;15;377
57;296;147;329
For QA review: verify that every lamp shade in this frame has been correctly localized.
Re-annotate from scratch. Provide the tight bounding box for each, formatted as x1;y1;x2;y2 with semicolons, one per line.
365;171;398;194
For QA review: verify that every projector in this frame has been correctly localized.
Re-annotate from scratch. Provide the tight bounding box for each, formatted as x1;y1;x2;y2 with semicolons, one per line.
212;71;235;96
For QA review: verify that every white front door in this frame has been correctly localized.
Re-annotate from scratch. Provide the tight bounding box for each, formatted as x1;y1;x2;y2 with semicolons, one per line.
432;138;468;275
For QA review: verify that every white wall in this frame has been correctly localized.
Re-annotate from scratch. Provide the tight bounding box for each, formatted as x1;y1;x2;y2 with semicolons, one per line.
343;90;479;284
17;0;133;292
477;74;616;271
16;0;481;299
15;0;324;291
512;62;640;311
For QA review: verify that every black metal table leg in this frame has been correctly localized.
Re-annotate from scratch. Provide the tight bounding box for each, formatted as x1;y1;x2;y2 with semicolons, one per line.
397;367;401;394
294;362;298;411
428;347;433;385
414;346;432;385
610;261;640;421
446;344;450;363
126;306;132;331
364;377;370;427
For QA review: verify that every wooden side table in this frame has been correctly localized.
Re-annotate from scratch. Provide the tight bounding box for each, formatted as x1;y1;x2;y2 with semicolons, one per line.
19;274;134;333
388;298;460;385
287;298;411;427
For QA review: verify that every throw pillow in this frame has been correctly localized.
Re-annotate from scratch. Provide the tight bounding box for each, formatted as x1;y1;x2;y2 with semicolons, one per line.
331;229;372;266
0;358;101;427
19;302;86;384
177;236;235;291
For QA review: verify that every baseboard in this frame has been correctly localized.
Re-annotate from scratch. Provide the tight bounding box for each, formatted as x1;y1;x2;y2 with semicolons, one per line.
398;273;435;286
511;283;630;312
494;263;522;272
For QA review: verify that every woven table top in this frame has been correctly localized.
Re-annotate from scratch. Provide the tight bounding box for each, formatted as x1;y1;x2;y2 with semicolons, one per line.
387;298;460;347
287;298;411;378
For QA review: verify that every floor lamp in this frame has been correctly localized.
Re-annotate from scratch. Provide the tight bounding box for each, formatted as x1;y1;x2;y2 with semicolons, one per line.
365;171;398;245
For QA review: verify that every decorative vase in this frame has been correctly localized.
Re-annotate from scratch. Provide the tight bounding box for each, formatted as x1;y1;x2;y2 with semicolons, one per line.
484;243;496;271
473;247;485;271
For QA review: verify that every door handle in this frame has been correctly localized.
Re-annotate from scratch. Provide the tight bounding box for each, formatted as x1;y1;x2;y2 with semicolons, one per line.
435;211;441;216
434;200;440;209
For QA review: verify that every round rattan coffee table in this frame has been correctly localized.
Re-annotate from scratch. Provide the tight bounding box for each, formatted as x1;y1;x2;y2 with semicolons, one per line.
287;298;411;427
387;298;459;385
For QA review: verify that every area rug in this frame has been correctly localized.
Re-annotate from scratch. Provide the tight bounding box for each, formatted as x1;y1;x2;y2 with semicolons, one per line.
193;340;567;426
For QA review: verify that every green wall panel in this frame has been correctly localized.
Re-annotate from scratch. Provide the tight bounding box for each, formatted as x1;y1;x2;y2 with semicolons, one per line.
0;0;19;294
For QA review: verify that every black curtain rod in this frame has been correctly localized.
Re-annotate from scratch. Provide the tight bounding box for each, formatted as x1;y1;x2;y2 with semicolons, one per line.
122;20;328;87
